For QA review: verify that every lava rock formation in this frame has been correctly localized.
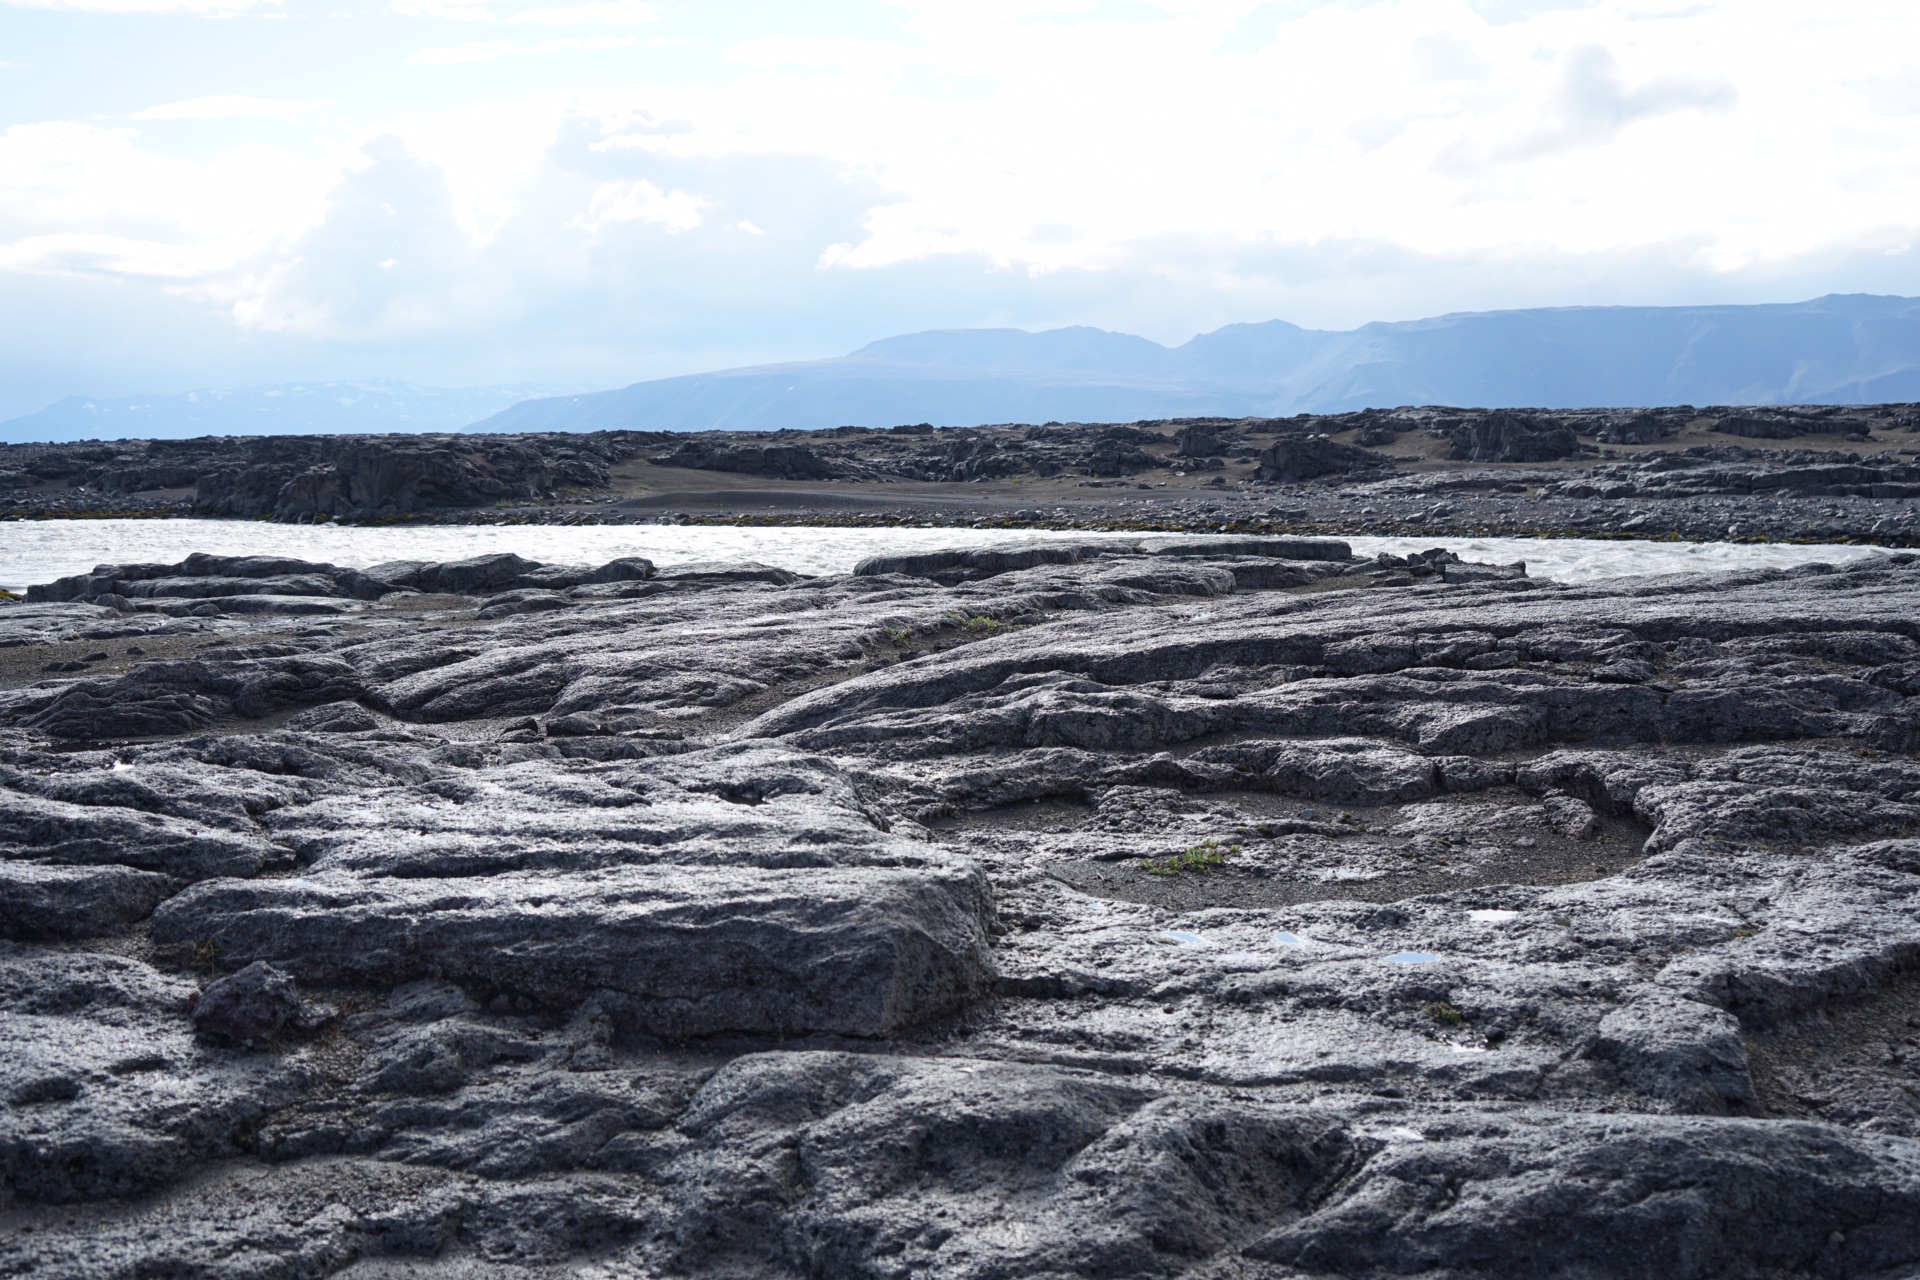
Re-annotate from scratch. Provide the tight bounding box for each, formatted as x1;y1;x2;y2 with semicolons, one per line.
2;539;1920;1276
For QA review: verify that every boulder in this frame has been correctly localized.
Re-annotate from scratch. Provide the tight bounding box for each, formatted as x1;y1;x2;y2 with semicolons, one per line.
1255;436;1394;482
190;961;302;1046
1446;410;1587;463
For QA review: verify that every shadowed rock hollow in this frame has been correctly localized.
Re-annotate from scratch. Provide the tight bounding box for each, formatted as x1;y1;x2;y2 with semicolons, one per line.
3;535;1920;1277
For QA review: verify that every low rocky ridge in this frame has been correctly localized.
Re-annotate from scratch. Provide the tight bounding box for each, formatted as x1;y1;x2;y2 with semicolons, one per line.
3;539;1920;1277
5;406;1920;545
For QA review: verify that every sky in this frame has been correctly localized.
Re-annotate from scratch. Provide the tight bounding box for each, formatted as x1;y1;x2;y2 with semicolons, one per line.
1;0;1917;419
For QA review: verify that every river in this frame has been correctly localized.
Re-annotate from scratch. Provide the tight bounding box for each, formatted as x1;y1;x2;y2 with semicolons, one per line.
0;518;1894;593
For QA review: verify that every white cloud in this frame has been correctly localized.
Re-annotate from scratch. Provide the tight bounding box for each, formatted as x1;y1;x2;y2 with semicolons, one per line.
1860;69;1920;116
390;0;494;18
5;0;1920;394
507;2;656;26
393;0;655;23
1487;43;1737;162
574;179;705;234
0;231;237;278
219;136;489;336
4;0;274;11
409;34;635;64
133;95;328;122
0;121;333;252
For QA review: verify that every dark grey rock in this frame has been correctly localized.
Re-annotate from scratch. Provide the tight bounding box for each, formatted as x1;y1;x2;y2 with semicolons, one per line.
1137;534;1351;561
364;552;542;595
853;540;1129;582
1254;436;1393;481
0;788;271;879
190;961;301;1046
156;858;993;1040
8;655;364;738
0;863;177;939
5;538;1920;1276
652;559;802;586
473;587;574;619
1446;409;1589;462
651;440;836;480
149;749;996;1041
118;573;345;599
279;701;383;733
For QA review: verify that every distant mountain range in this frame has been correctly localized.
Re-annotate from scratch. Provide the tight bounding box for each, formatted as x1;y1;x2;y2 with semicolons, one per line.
5;294;1916;444
0;381;549;445
479;294;1920;434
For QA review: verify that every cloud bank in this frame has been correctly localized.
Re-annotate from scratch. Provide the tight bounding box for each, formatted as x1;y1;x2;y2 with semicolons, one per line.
1;0;1917;418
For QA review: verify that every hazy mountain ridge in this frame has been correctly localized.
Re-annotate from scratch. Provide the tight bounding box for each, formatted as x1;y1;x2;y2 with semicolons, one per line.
480;294;1920;434
6;295;1916;444
0;380;555;445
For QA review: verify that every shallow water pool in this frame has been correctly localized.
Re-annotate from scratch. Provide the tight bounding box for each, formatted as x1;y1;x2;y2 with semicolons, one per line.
0;518;1895;594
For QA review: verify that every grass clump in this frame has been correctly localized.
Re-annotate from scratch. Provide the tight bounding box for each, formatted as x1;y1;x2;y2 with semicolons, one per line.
1426;1001;1465;1026
943;611;1010;633
1142;838;1240;877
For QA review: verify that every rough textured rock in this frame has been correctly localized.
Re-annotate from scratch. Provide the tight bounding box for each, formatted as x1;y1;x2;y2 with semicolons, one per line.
28;549;655;608
8;407;1920;549
651;439;838;480
0;862;177;940
4;538;1920;1276
1445;409;1589;462
1254;435;1394;482
190;961;302;1046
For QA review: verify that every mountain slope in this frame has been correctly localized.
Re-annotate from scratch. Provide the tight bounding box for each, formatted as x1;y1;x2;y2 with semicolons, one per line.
7;296;1915;445
480;294;1920;434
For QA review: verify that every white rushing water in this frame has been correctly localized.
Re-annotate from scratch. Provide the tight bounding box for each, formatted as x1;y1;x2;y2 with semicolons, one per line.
0;518;1896;593
1339;534;1894;584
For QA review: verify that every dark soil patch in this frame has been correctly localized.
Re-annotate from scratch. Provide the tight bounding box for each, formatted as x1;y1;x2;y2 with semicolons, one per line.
1747;967;1920;1137
1015;788;1649;910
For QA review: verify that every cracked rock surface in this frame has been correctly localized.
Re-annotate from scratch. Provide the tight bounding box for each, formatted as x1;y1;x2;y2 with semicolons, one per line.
4;539;1920;1277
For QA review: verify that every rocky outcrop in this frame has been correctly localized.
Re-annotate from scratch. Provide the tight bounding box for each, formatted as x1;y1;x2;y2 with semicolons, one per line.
1445;409;1589;463
0;431;671;520
649;440;837;480
7;405;1920;541
5;541;1920;1275
26;550;655;618
1255;435;1394;482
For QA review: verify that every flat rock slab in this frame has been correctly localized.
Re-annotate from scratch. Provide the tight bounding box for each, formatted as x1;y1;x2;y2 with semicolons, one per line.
149;745;997;1040
0;862;178;940
154;860;993;1040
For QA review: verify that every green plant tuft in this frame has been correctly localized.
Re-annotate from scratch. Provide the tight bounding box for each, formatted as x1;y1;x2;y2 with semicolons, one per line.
1141;838;1240;877
943;611;1011;633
